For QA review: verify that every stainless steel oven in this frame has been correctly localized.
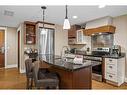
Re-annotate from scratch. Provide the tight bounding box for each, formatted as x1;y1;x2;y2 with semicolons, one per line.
84;47;110;82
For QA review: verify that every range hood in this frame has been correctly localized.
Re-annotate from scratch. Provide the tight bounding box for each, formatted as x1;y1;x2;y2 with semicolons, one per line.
83;25;116;36
83;16;116;36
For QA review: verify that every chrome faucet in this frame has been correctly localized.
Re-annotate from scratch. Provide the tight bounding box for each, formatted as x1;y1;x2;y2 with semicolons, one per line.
61;46;70;59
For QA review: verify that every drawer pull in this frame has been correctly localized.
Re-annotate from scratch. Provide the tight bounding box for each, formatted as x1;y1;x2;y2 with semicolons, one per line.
109;75;112;78
109;59;112;61
109;66;112;68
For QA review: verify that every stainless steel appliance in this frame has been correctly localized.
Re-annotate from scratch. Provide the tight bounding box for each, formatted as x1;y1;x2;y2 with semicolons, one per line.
92;47;110;55
39;28;54;55
84;47;110;82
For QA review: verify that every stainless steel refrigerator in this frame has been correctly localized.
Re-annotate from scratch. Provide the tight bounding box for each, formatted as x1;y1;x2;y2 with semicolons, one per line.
39;28;54;55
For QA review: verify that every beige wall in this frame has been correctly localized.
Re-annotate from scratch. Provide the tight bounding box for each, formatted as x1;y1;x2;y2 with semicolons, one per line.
55;24;68;55
85;16;113;29
6;27;18;67
113;15;127;78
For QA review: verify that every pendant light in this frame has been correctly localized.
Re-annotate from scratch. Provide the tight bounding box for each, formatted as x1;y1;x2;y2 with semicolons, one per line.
63;5;70;30
41;6;47;35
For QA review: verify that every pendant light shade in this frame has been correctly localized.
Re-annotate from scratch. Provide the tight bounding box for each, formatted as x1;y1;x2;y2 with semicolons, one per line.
63;18;70;29
41;6;47;35
63;5;70;29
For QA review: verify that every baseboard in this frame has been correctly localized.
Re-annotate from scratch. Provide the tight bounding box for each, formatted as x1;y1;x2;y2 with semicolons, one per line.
124;77;127;83
5;64;17;69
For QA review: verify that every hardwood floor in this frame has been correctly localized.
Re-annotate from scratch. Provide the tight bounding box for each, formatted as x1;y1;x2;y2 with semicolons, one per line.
92;80;127;89
0;68;26;89
0;68;127;89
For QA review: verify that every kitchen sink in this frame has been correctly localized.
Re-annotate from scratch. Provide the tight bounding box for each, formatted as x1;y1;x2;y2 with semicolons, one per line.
54;57;74;63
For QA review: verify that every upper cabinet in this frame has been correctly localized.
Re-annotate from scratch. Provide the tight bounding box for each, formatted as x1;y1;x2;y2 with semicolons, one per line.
68;25;81;38
24;21;36;44
68;29;87;45
84;25;116;36
76;29;85;44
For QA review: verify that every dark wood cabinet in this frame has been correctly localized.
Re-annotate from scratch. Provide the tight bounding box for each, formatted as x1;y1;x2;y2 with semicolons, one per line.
40;61;92;89
24;21;36;44
68;25;81;38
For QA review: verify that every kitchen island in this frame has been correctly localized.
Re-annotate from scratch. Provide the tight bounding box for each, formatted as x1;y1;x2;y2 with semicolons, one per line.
39;54;92;89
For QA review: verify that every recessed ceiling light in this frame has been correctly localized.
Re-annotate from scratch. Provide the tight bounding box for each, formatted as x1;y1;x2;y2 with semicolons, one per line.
73;16;78;19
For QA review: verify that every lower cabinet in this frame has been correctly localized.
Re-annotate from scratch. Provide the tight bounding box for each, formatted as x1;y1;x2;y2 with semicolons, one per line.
104;57;125;86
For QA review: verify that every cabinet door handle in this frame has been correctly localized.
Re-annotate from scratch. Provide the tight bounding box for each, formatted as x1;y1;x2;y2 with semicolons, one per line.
109;66;112;69
109;75;112;78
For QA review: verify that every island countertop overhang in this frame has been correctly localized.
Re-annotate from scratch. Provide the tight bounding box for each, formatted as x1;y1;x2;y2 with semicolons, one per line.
39;54;92;71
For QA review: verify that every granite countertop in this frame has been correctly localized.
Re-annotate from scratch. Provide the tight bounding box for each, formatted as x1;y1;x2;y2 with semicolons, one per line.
39;54;93;71
69;52;126;59
102;53;125;59
84;53;125;59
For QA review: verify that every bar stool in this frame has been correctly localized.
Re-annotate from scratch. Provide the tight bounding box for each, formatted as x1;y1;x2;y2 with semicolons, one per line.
33;61;59;89
25;59;48;89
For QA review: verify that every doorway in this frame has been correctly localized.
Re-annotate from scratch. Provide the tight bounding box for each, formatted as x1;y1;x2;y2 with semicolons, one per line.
18;31;20;70
0;30;5;68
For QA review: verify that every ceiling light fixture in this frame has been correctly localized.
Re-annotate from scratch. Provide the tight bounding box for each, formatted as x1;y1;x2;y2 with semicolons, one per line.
41;6;47;35
73;16;78;19
63;5;70;30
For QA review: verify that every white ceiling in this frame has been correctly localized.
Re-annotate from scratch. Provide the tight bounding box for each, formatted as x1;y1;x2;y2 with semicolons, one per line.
0;5;127;27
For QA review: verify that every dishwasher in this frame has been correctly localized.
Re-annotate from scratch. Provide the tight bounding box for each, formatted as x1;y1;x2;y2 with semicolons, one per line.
84;56;103;82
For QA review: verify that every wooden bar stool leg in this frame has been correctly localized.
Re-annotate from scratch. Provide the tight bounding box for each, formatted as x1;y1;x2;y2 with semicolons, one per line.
30;78;33;89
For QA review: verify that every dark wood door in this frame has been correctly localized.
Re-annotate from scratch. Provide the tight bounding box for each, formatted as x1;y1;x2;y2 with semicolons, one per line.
0;30;5;68
18;31;20;69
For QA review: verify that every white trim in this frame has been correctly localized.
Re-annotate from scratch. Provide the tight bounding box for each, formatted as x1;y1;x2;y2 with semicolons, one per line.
124;77;127;83
20;69;25;73
0;27;7;68
5;64;18;69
